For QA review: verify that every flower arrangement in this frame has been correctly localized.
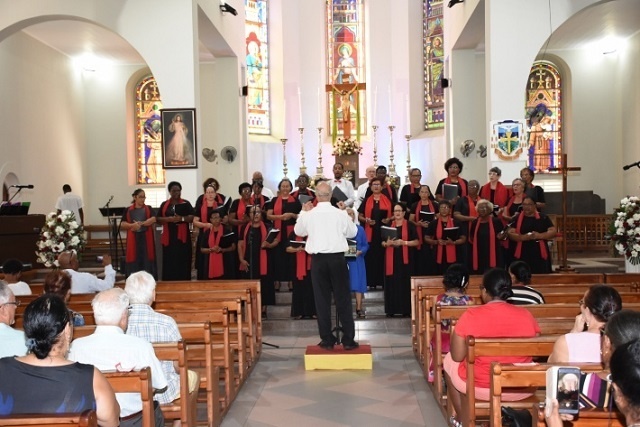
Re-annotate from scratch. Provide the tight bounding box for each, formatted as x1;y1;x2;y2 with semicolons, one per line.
35;211;86;267
610;196;640;265
332;137;362;156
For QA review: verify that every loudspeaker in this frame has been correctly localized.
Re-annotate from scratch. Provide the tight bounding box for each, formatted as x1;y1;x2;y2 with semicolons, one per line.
242;85;248;97
441;78;450;88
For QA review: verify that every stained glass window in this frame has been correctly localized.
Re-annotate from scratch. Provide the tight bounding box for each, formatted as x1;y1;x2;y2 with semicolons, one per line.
423;0;444;130
326;0;366;141
525;61;562;173
245;0;270;135
135;76;165;185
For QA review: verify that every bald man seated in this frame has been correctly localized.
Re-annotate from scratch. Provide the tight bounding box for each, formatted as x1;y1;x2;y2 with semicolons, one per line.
58;251;116;294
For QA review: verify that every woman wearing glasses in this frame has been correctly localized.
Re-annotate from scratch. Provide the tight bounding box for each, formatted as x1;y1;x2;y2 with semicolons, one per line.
506;196;555;273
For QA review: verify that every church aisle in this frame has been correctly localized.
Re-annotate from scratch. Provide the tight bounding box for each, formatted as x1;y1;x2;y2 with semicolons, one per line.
221;331;447;427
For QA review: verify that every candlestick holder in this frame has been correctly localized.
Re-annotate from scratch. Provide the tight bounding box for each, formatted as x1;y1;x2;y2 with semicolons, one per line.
315;127;324;179
280;138;288;178
388;125;397;178
372;125;379;167
298;127;306;175
405;134;412;183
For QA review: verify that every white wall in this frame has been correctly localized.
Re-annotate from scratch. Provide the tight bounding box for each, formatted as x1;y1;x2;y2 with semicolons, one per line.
0;31;84;216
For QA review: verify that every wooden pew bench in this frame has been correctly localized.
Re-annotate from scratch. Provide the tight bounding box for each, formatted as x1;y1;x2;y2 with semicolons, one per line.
0;410;98;427
103;367;154;427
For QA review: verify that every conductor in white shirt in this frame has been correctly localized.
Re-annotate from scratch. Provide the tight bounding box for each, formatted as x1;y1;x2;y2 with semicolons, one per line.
294;182;359;350
58;251;116;294
329;163;356;208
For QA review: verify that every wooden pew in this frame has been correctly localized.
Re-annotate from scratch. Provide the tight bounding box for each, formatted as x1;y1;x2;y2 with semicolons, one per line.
605;272;640;289
153;341;199;427
0;410;98;427
464;336;558;427
490;363;620;427
158;298;250;379
103;367;154;427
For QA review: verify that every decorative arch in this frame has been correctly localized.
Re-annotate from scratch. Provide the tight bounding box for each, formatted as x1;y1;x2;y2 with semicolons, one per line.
524;61;562;173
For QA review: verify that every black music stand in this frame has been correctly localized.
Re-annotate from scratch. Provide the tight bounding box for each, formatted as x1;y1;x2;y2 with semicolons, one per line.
99;206;126;273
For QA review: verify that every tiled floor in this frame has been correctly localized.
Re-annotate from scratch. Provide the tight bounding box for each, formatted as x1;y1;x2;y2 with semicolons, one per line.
222;330;447;427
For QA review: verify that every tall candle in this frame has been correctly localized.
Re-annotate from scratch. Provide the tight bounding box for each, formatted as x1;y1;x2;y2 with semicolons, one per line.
405;94;410;135
317;87;322;127
388;84;393;125
297;87;303;128
373;86;378;125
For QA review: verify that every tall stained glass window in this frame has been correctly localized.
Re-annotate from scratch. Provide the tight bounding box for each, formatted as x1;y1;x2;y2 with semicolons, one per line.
245;0;270;135
525;61;562;173
326;0;366;141
135;76;165;185
423;0;444;129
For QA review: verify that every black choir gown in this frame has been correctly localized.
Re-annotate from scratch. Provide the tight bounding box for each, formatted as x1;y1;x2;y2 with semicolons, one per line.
509;214;554;274
468;217;505;274
358;200;389;288
157;200;193;281
425;218;468;275
199;225;237;279
240;224;275;306
383;223;417;316
267;197;302;282
287;232;316;318
409;201;438;276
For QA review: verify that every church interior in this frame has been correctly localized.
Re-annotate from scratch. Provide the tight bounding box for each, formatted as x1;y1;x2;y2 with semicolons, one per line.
2;0;640;426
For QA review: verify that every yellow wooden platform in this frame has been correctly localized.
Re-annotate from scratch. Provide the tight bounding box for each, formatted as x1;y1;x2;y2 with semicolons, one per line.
304;344;373;370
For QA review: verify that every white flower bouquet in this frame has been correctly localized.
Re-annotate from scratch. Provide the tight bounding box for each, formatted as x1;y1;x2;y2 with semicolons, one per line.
35;211;86;267
332;137;362;156
610;196;640;265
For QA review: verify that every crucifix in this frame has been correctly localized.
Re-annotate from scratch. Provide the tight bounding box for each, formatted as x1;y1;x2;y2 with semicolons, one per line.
549;153;581;272
325;81;366;141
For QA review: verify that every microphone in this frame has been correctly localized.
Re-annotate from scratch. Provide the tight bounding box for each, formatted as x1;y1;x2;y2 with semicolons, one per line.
10;184;34;189
103;195;114;209
623;161;640;171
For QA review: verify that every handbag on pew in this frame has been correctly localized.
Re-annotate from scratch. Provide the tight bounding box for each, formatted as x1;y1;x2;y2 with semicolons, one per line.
501;406;532;427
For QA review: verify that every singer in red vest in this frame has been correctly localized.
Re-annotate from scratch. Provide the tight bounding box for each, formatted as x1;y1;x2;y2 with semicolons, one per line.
507;197;555;273
121;189;157;278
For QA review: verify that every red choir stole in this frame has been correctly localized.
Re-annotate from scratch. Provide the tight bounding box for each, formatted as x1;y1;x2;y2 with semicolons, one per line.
207;226;224;278
414;199;435;249
273;196;296;238
470;218;497;270
252;194;268;208
363;194;392;242
199;200;219;223
294;235;311;280
125;205;155;262
514;212;548;260
241;223;268;275
444;177;468;197
383;183;396;201
385;220;409;275
480;181;510;207
435;217;456;264
464;196;478;218
236;198;250;226
160;200;188;246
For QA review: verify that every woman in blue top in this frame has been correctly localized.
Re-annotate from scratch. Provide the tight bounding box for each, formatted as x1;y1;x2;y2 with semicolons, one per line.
347;208;369;318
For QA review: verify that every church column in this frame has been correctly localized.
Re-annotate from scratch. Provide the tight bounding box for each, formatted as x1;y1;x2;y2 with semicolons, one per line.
484;0;547;179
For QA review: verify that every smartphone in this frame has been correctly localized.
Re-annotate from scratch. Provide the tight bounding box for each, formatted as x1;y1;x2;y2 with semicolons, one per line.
546;366;580;415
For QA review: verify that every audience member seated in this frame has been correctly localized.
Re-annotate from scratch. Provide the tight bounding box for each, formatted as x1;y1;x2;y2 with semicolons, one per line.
548;284;622;363
547;338;640;427
69;288;167;427
428;263;474;382
0;283;26;357
0;294;119;426
124;271;199;405
443;268;540;427
44;270;85;326
507;260;545;305
2;258;31;295
58;251;116;294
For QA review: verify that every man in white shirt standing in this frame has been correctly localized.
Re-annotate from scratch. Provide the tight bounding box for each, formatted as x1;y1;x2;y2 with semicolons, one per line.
69;288;167;427
354;165;376;211
294;182;358;350
329;163;356;207
58;251;116;294
56;184;84;224
0;283;27;358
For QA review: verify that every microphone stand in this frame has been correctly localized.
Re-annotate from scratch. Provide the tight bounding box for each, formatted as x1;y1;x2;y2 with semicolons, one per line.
247;222;279;349
6;187;23;204
104;196;122;273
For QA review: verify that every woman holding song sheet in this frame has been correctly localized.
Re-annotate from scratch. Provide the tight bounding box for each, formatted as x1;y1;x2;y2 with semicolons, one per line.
409;185;438;275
